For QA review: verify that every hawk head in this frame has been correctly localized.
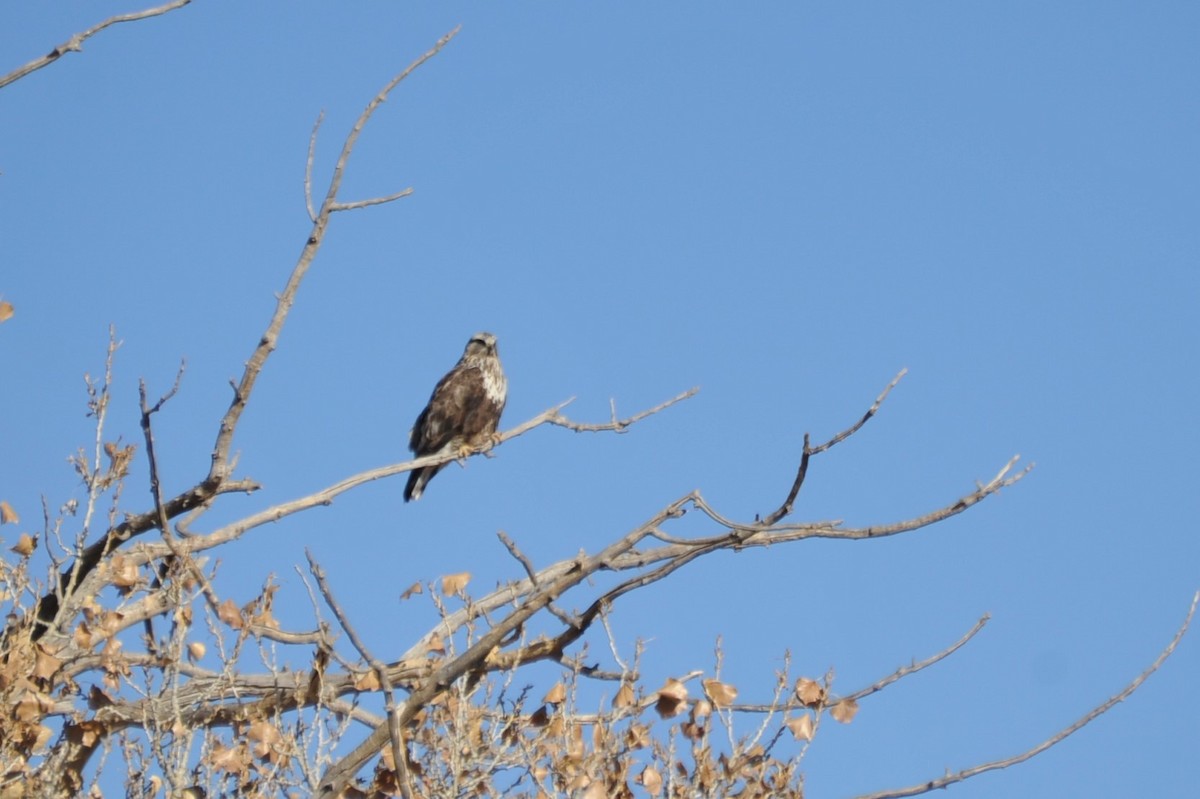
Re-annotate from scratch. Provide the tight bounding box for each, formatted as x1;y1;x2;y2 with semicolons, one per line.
463;331;499;362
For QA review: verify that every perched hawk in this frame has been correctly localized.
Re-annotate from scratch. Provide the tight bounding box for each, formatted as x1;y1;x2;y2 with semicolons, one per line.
404;332;507;502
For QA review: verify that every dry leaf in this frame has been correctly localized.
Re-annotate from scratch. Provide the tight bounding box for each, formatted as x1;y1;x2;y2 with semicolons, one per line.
98;610;124;637
14;691;55;722
87;685;114;710
830;698;859;724
32;644;62;682
795;677;825;708
247;719;282;759
217;599;243;629
0;300;13;323
580;781;606;799
354;670;381;691
543;682;567;705
654;678;689;719
10;533;35;556
613;682;635;709
527;705;549;727
74;623;95;650
625;722;651;749
786;713;815;741
0;500;18;524
187;642;206;662
702;678;737;708
206;740;250;774
67;719;106;748
400;581;423;601
440;571;471;596
108;555;139;589
639;765;663;796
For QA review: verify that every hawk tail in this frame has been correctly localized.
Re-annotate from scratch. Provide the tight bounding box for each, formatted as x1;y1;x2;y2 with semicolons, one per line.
404;466;435;503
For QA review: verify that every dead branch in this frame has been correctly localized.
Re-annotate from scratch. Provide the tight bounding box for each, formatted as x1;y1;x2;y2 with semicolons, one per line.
207;26;460;482
28;27;461;646
853;590;1199;799
761;368;907;526
307;550;413;799
0;0;193;90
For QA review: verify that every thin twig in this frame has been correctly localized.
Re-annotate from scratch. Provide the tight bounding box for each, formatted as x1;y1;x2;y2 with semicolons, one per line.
305;111;325;223
0;0;192;90
306;550;412;799
208;26;461;483
328;189;414;213
760;369;907;526
842;614;990;704
853;591;1200;799
549;387;698;432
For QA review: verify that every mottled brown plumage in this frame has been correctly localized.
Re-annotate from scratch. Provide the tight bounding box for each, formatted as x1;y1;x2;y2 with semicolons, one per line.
404;332;507;502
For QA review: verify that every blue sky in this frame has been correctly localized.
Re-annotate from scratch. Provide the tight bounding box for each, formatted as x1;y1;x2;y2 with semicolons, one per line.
2;2;1198;797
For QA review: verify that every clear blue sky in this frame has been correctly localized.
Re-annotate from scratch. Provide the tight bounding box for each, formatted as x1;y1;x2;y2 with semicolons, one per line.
2;3;1198;797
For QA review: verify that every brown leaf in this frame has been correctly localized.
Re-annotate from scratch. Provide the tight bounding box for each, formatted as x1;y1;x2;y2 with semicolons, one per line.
67;719;106;748
829;698;859;724
527;704;549;727
32;644;63;682
107;555;139;589
217;599;243;630
87;685;115;710
794;677;825;708
187;642;206;662
543;681;567;705
206;740;250;774
613;682;635;709
639;765;663;796
654;678;689;719
625;722;651;749
98;611;125;637
400;581;423;601
580;781;606;799
14;690;55;722
354;669;381;691
702;678;737;708
10;533;35;557
440;571;471;596
0;500;19;524
74;623;95;650
786;713;815;741
247;719;282;760
0;299;13;323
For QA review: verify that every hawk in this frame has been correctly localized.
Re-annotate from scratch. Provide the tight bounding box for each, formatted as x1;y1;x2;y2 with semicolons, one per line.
404;332;507;502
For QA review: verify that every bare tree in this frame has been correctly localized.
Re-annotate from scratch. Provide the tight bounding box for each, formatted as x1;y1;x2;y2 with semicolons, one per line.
1;15;1194;799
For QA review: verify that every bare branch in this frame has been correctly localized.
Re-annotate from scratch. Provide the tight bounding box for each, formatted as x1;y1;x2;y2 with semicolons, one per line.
307;550;412;799
548;387;698;432
207;26;461;483
842;614;990;704
0;0;192;90
135;395;683;561
328;188;414;213
853;591;1200;799
305;111;325;223
759;369;907;526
